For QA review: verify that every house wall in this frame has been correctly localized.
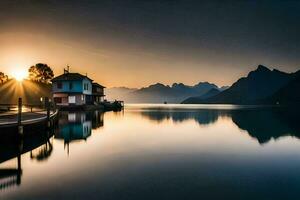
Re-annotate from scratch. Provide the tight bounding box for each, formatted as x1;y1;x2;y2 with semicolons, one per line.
53;93;86;105
53;93;68;106
92;86;104;95
52;78;92;94
75;94;85;105
93;96;105;103
82;79;92;95
52;80;83;93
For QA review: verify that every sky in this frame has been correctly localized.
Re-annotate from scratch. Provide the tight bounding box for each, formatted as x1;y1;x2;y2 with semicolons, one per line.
0;0;299;88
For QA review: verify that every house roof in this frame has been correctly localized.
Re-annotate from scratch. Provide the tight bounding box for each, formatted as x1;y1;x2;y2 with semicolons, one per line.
92;82;106;88
52;73;93;82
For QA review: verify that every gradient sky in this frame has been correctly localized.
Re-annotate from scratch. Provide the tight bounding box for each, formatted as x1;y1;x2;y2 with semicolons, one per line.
0;0;299;88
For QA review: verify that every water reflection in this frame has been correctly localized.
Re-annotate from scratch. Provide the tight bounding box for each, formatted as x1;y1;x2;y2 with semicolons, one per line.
30;140;53;161
55;111;104;154
55;112;92;142
140;110;229;125
139;107;300;144
231;108;300;144
0;155;22;190
92;110;104;129
0;110;105;190
1;106;300;199
0;129;52;191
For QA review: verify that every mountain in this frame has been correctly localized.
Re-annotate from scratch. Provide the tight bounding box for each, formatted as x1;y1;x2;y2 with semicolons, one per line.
105;87;137;101
0;79;51;104
185;65;295;104
106;82;224;103
181;88;221;104
128;82;220;103
220;86;230;91
264;70;300;105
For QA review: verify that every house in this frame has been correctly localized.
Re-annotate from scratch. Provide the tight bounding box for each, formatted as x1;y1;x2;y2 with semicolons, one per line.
52;71;93;106
92;83;105;103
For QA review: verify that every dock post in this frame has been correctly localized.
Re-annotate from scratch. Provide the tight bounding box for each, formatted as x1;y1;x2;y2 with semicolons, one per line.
17;154;22;185
17;98;23;137
45;97;51;128
17;139;23;185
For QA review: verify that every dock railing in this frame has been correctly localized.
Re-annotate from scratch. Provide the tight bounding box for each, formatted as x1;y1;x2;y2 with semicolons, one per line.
0;97;58;129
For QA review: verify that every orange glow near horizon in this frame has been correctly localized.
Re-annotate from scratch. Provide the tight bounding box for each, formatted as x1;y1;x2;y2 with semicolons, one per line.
11;68;28;82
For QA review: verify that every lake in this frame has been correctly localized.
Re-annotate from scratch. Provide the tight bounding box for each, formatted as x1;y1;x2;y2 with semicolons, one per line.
1;104;300;200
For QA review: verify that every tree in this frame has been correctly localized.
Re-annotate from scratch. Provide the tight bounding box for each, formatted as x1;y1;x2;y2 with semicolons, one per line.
28;63;54;83
0;72;8;84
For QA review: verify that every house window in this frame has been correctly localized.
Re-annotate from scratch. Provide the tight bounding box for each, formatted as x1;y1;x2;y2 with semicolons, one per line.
84;83;89;90
57;82;62;89
69;82;73;90
68;96;76;104
54;97;62;103
68;113;76;122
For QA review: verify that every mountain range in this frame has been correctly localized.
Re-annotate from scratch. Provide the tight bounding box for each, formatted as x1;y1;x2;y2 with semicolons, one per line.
181;88;221;104
106;65;299;105
106;82;228;103
182;65;300;105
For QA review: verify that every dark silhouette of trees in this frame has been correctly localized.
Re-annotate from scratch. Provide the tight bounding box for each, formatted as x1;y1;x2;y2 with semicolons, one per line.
28;63;54;83
0;72;9;84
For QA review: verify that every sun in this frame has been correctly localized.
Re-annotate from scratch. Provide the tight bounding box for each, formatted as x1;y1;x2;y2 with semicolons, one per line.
12;69;28;82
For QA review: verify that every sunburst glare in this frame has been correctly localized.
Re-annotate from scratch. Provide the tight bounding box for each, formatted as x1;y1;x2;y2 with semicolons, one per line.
12;68;28;82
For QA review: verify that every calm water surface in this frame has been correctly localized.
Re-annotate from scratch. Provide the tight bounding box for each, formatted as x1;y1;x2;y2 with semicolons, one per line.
1;104;300;200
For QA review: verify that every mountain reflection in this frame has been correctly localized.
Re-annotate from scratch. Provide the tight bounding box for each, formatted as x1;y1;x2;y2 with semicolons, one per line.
231;108;300;144
141;110;230;125
140;108;300;144
0;106;300;195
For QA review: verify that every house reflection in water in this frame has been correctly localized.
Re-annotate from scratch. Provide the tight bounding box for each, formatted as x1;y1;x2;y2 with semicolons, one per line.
92;110;104;129
55;111;104;154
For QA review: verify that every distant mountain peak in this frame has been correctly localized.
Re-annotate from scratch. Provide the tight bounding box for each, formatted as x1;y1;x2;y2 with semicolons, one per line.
197;65;295;104
194;81;218;89
109;86;137;90
256;65;271;72
172;82;185;87
147;83;170;89
196;81;212;85
150;83;165;87
247;65;272;78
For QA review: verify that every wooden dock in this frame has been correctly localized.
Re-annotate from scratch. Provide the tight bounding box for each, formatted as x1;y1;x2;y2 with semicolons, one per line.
0;110;57;127
0;97;58;128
